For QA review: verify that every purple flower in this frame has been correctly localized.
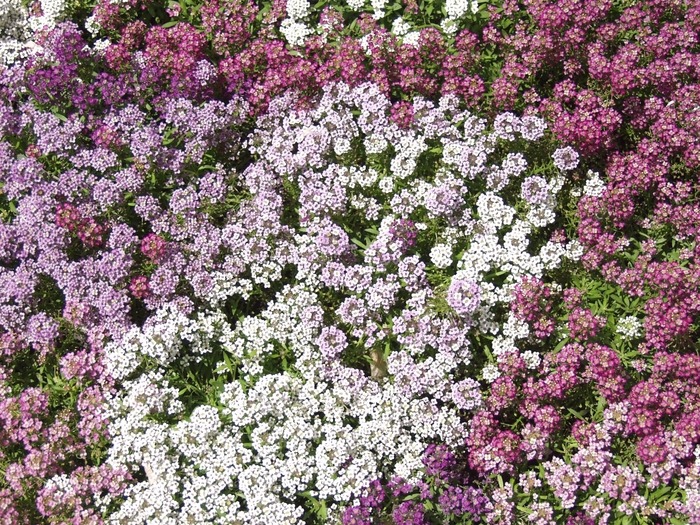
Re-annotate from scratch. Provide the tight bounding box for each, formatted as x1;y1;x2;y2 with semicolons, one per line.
423;443;457;479
521;176;549;205
316;326;349;360
552;146;579;171
447;278;481;316
359;479;385;508
129;276;151;299
342;506;371;525
389;218;418;252
451;378;482;411
392;501;427;525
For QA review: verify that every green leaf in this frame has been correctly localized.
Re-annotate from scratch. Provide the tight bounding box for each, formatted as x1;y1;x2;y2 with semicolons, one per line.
553;338;569;353
650;485;671;499
351;237;367;249
567;407;586;419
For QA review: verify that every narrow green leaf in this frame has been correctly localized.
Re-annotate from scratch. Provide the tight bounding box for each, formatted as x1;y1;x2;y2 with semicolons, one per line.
351;238;366;249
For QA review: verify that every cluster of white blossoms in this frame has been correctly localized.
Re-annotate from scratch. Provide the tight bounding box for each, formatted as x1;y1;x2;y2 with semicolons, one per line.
616;315;643;340
570;169;607;198
95;290;466;524
0;0;34;66
280;0;314;46
275;0;484;46
103;304;233;381
444;0;479;28
0;0;73;66
430;243;453;269
583;170;607;197
28;0;68;31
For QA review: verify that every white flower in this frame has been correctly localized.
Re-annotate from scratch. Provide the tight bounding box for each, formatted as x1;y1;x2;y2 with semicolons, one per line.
391;18;411;37
445;0;472;19
364;134;388;154
430;243;453;269
92;38;111;53
370;0;388;18
482;363;501;383
583;170;606;197
522;350;541;369
616;316;642;340
476;192;515;229
565;240;585;261
402;31;421;47
279;18;313;47
334;137;352;156
552;146;579;171
378;176;394;194
286;0;310;19
502;314;529;340
85;14;101;36
539;241;566;270
527;205;556;228
440;18;460;34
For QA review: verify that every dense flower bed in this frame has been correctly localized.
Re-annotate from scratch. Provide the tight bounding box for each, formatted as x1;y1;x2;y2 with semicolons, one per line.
1;0;699;523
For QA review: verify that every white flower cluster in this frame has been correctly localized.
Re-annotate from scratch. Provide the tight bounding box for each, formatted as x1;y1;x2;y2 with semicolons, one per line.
28;0;68;32
430;243;453;269
103;304;233;381
370;0;388;19
346;0;365;10
390;135;429;179
616;315;643;340
401;31;421;47
246;83;581;352
280;0;313;46
0;0;75;66
0;0;33;66
101;294;466;523
583;170;607;197
482;363;501;383
84;14;101;37
391;18;411;37
521;350;542;369
445;0;479;20
279;19;313;47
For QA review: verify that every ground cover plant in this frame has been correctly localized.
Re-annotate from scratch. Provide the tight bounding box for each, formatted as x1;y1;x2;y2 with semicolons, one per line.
0;0;699;523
